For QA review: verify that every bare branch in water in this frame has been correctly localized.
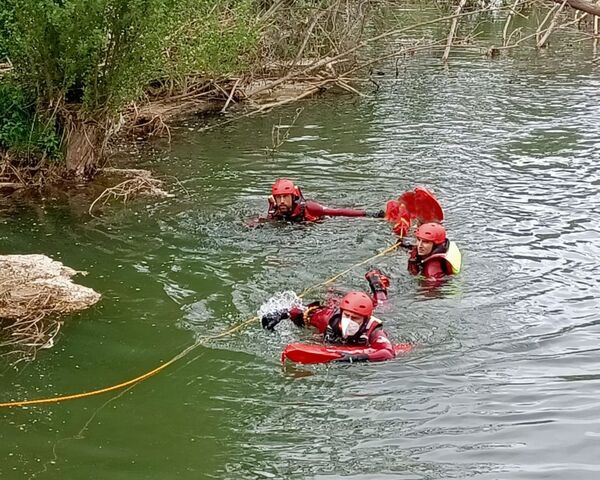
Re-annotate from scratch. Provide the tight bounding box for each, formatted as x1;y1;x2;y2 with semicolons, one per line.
443;0;469;62
89;171;173;216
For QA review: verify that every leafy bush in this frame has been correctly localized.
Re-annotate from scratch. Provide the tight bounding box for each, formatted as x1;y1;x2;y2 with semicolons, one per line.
163;0;259;80
7;0;172;114
0;7;13;60
0;0;263;167
5;0;259;117
0;80;61;159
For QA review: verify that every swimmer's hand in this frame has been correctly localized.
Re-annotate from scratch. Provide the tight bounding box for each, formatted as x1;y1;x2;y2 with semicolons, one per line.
261;309;289;330
333;353;369;363
367;209;385;218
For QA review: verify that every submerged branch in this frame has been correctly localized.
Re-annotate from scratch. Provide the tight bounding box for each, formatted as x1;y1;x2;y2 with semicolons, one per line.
248;4;509;99
89;170;173;216
498;11;588;50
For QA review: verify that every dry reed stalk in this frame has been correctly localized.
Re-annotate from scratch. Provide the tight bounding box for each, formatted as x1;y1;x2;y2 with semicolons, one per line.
536;2;559;42
503;0;522;46
221;78;242;113
594;2;599;55
248;4;513;100
499;11;587;50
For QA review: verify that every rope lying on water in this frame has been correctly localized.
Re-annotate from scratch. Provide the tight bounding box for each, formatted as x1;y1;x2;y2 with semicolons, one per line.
0;243;399;408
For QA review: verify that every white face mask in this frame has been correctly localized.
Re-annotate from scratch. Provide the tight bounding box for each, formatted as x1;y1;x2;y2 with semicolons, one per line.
341;314;361;338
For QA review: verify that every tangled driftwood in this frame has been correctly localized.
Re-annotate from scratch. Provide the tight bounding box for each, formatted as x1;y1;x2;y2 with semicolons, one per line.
89;168;174;216
0;255;101;363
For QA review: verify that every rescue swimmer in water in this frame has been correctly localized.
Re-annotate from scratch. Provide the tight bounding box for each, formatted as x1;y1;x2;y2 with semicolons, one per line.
383;187;461;280
262;270;396;363
267;178;385;222
408;222;461;279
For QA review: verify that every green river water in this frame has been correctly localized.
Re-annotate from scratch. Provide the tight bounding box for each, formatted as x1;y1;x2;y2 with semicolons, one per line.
2;10;600;480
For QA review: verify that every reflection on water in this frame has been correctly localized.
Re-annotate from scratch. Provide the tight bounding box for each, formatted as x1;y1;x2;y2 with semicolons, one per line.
2;32;600;480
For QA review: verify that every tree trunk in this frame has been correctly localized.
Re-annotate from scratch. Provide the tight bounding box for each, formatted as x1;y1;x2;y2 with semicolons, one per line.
63;113;104;178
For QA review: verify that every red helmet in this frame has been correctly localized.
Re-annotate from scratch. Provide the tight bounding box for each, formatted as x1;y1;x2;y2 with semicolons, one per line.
271;178;296;196
415;222;446;244
340;291;374;318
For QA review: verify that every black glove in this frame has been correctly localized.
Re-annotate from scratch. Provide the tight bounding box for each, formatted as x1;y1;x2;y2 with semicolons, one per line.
261;309;289;330
367;209;385;218
289;307;305;327
396;237;414;249
334;352;369;363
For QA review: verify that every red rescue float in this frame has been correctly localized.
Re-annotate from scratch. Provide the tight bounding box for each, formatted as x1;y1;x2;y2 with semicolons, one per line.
281;343;414;365
386;187;444;226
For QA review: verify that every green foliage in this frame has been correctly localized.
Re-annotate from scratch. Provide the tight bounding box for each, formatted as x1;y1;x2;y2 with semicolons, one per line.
0;0;260;163
0;80;61;159
163;0;259;80
0;6;14;60
0;0;257;162
7;0;172;114
5;0;259;118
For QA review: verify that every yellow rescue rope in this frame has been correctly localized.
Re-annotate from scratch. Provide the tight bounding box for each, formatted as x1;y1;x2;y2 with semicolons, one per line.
0;243;398;408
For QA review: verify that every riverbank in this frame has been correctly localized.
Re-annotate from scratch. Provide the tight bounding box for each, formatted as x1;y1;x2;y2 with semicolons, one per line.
1;0;599;190
0;0;376;183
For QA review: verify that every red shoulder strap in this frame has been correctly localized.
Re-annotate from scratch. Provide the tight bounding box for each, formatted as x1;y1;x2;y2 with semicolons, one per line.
366;317;382;336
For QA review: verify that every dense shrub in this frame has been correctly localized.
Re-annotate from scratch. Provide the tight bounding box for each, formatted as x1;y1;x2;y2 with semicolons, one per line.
0;80;61;159
0;0;258;164
6;0;258;115
0;7;12;60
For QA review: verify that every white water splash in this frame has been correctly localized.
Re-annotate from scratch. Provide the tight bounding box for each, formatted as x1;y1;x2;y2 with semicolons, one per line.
257;291;304;319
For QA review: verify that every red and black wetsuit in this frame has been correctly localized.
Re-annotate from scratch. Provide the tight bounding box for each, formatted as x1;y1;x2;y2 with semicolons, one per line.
267;188;369;222
408;240;452;279
286;278;395;362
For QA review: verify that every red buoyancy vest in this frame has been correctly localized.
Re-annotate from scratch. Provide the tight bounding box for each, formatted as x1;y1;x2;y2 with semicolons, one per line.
304;308;395;361
308;309;384;346
352;316;384;346
305;306;335;334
